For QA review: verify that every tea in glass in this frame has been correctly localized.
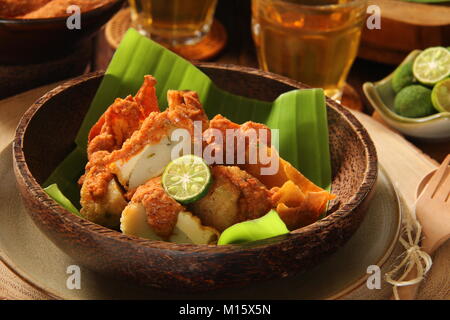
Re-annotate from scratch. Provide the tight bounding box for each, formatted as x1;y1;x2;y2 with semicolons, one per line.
252;0;367;99
129;0;218;46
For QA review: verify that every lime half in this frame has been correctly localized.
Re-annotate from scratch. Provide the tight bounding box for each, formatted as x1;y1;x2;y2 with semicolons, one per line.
413;47;450;86
162;155;212;204
431;78;450;113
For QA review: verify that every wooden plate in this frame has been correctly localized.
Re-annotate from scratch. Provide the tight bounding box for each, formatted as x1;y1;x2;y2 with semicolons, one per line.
0;144;400;299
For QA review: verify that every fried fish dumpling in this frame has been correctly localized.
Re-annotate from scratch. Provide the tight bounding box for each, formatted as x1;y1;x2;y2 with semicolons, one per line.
189;166;273;232
205;116;335;231
79;76;160;227
0;0;51;18
120;177;219;244
121;206;219;245
80;178;127;229
109;90;209;192
20;0;115;19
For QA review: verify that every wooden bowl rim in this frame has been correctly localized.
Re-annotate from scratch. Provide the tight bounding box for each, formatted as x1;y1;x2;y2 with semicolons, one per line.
13;65;378;254
0;0;124;24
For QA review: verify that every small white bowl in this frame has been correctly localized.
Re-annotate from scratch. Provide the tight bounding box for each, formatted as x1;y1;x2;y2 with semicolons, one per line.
363;50;450;142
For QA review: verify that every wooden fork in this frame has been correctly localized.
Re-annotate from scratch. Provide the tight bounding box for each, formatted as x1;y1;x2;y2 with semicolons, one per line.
395;154;450;300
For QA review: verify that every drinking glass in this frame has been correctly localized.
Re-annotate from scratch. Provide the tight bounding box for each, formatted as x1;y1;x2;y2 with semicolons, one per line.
129;0;218;46
252;0;367;100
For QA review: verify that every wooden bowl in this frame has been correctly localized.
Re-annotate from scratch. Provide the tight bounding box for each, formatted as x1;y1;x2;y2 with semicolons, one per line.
13;65;378;292
0;0;124;65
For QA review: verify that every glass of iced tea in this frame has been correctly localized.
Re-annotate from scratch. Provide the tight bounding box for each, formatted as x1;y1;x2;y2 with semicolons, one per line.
252;0;367;100
129;0;218;46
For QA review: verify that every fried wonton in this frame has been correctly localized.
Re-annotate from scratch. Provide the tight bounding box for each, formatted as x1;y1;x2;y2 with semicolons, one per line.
0;0;51;18
20;0;115;19
241;147;335;230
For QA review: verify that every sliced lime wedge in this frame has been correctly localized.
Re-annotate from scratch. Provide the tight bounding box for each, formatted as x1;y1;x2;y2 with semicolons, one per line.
431;78;450;113
413;47;450;86
162;155;212;204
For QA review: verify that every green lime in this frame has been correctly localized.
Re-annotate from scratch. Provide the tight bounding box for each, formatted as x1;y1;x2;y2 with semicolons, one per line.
431;78;450;113
413;47;450;86
162;155;212;204
394;85;436;118
392;61;415;93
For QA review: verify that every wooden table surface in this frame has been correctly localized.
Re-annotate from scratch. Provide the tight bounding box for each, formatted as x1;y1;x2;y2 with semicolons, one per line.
92;0;449;164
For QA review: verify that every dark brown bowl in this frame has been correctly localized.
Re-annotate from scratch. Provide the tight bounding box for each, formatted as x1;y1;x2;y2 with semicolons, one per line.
13;65;378;292
0;0;124;65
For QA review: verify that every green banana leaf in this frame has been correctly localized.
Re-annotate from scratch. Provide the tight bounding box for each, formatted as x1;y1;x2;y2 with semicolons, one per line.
44;28;331;213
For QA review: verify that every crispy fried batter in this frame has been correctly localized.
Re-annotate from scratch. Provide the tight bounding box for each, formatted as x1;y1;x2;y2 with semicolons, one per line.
87;97;148;157
80;175;127;229
189;166;273;232
107;90;208;168
134;75;159;117
88;76;159;157
203;114;272;165
19;0;115;19
80;151;113;199
132;177;185;239
0;0;51;18
204;116;335;231
80;85;210;229
79;76;160;226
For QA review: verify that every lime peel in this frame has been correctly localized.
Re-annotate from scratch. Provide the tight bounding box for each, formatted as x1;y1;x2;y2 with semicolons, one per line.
431;78;450;113
393;85;436;118
413;47;450;86
392;61;415;93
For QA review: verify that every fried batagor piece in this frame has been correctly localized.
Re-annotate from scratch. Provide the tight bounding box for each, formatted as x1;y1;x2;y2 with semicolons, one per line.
87;97;150;157
80;87;209;227
109;90;209;191
205;115;335;231
0;0;51;18
20;0;115;19
80;176;127;229
80;76;159;227
88;75;159;157
203;114;271;165
189;166;273;232
121;177;219;244
127;177;183;238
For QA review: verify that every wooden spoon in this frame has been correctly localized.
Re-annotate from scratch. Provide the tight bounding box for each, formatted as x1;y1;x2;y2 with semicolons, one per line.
393;154;450;300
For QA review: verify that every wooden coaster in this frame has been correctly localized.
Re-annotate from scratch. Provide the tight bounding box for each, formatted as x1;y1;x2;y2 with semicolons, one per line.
105;8;227;61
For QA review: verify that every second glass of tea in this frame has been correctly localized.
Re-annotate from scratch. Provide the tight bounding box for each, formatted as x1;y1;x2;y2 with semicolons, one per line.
252;0;367;100
129;0;218;46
